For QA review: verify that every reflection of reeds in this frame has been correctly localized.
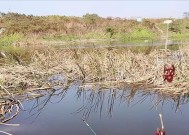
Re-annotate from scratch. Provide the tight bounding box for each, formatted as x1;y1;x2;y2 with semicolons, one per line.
75;87;189;119
25;85;189;120
27;87;68;121
75;89;106;119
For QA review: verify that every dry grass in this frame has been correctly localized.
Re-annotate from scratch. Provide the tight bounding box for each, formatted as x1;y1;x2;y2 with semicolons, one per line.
1;44;189;97
64;46;189;97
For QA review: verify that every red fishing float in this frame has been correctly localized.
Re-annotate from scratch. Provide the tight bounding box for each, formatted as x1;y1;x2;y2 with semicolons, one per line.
163;64;175;82
154;128;165;135
154;114;165;135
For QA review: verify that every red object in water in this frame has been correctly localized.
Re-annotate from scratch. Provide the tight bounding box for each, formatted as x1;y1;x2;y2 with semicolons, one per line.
163;64;175;82
155;128;165;135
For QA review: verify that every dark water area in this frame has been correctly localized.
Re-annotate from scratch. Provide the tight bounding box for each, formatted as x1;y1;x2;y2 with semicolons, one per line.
1;85;189;135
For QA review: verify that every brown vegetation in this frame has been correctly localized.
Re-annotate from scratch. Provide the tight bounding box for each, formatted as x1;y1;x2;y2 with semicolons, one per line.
0;43;189;98
1;13;157;35
0;12;189;99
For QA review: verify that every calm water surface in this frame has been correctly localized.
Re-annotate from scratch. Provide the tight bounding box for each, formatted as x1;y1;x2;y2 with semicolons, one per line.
1;85;189;135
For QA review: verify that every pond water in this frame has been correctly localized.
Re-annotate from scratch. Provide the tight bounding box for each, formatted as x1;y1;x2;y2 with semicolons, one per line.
1;84;189;135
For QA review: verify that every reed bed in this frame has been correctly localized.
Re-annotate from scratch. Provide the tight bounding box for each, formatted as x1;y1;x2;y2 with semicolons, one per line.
59;46;189;97
1;44;189;97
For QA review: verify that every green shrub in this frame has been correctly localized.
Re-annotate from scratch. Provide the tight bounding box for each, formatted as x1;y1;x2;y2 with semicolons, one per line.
170;33;189;41
169;19;189;33
83;13;100;25
119;28;157;43
105;27;116;38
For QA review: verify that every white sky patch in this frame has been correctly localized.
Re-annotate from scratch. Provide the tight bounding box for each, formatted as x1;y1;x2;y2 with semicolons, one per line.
0;1;188;18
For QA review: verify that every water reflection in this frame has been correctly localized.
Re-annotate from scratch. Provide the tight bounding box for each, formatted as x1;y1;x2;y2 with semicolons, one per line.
1;84;189;135
26;86;68;121
75;88;189;119
26;84;189;120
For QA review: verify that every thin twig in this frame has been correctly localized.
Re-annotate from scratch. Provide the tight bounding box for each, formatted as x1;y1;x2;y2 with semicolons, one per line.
0;131;12;135
81;118;97;135
0;122;20;126
2;104;20;123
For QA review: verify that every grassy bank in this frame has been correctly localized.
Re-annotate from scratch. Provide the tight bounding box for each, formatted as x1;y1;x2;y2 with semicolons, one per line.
0;13;189;44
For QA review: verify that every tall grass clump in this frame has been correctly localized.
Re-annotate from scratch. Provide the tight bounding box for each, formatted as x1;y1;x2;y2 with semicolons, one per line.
0;33;24;46
0;33;30;65
0;45;32;65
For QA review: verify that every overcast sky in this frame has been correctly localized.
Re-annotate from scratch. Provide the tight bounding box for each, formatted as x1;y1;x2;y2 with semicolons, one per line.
0;1;188;18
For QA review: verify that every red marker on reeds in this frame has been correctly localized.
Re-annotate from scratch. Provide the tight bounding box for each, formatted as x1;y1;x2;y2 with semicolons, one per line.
155;114;165;135
163;64;175;82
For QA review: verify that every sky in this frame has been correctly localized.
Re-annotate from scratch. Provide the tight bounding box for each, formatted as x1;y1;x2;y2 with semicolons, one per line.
0;1;188;18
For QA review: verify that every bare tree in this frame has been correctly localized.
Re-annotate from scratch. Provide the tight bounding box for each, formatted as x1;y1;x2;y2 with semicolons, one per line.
183;12;189;18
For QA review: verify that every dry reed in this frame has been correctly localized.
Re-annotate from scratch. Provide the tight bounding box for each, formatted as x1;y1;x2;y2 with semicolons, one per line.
1;44;189;97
